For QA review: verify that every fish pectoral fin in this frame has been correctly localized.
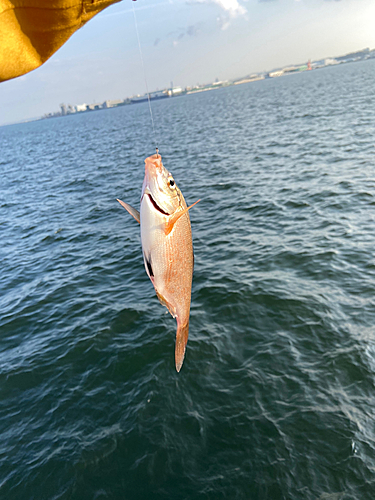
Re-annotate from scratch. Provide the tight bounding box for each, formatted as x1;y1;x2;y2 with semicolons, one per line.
175;321;189;373
117;199;140;224
165;199;200;236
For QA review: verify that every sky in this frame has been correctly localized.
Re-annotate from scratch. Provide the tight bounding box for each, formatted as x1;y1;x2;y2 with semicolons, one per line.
1;0;375;126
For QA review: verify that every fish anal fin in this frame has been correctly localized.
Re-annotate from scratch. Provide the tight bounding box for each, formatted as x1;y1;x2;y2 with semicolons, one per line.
175;321;189;372
155;290;176;318
117;199;140;224
165;199;200;236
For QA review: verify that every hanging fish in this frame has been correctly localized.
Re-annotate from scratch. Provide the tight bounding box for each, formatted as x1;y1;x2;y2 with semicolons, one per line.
117;154;199;372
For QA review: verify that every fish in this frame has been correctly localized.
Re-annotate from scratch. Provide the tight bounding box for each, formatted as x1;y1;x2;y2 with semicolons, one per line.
117;153;199;372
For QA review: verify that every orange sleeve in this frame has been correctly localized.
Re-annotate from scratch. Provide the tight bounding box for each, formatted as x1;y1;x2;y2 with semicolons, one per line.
0;0;121;82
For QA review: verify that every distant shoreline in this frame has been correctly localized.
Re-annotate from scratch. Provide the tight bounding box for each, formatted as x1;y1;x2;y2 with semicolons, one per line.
2;47;374;128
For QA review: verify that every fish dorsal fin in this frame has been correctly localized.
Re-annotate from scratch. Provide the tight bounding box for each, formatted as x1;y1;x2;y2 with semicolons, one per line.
165;199;200;236
117;199;140;224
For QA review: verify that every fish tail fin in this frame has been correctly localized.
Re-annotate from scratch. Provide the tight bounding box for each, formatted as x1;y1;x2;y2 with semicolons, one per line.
175;321;189;373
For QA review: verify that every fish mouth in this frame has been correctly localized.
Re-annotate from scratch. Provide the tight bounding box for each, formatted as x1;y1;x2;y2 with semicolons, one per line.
147;193;169;216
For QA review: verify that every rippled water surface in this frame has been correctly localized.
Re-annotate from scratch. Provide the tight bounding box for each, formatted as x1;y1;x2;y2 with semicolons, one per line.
1;60;375;500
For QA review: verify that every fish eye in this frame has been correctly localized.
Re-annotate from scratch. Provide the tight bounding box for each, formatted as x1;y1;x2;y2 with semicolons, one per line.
168;177;176;189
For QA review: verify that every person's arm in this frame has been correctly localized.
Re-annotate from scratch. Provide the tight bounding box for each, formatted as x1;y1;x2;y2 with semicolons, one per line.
0;0;121;82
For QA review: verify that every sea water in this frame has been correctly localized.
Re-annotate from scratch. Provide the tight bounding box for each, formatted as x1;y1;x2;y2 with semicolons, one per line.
1;59;375;499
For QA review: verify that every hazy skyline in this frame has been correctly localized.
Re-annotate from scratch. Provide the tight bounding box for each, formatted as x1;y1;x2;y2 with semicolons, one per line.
1;0;375;126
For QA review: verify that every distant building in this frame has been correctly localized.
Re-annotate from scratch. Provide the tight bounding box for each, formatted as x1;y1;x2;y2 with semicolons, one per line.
167;87;183;96
324;58;338;66
60;103;67;116
103;99;124;108
87;103;101;111
268;70;284;78
149;90;168;100
76;104;87;112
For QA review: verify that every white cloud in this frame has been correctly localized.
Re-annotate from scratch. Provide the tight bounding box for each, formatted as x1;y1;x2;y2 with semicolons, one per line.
211;0;246;16
192;0;246;17
191;0;246;31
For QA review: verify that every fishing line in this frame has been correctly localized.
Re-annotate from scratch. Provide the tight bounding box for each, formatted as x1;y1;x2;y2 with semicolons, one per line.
132;3;159;154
